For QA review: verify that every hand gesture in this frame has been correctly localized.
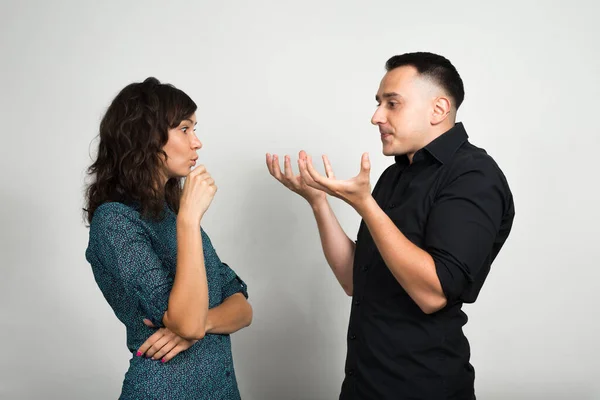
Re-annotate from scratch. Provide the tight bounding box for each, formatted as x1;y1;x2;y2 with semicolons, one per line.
266;151;326;205
298;152;372;212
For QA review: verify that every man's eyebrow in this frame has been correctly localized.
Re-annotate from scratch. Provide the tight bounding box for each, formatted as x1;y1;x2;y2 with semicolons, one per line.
375;92;401;102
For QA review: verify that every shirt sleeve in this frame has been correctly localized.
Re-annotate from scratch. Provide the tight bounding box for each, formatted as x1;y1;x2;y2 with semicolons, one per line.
220;262;248;301
89;205;171;327
425;159;507;303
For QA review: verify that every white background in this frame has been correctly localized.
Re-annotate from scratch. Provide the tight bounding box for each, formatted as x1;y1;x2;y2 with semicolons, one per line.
1;0;598;399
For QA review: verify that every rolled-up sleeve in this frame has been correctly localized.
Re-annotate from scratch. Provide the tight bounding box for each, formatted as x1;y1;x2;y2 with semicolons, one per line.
220;262;248;301
425;160;506;303
89;206;171;327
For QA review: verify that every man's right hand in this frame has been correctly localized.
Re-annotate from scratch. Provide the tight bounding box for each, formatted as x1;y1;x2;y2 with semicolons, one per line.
266;151;326;205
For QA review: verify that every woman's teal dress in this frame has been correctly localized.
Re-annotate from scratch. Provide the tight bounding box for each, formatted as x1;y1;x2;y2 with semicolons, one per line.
86;202;248;399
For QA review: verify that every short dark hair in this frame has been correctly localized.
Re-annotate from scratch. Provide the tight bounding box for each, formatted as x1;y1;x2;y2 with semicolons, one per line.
385;52;465;109
84;77;197;223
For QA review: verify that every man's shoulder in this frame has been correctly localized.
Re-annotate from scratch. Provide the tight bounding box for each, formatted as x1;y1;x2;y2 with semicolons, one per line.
449;141;508;182
443;141;514;215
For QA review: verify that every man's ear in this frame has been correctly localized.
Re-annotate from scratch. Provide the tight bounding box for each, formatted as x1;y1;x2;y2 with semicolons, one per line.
431;96;452;125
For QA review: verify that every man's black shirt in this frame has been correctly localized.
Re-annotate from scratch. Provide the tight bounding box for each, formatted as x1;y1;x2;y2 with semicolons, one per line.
340;123;515;399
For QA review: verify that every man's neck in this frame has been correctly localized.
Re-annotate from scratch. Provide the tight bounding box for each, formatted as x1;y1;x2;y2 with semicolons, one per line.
407;121;455;164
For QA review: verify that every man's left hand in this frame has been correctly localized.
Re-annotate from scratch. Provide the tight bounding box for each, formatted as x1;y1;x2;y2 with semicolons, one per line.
298;152;373;213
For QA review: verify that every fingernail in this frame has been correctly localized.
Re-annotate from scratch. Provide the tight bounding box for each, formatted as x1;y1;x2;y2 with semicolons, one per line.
161;358;166;363
136;351;142;357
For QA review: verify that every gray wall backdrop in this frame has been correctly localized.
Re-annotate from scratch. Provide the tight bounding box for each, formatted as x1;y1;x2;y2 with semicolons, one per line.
1;0;598;399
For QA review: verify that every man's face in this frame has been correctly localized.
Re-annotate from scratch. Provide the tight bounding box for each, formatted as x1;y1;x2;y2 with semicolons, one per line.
372;66;437;157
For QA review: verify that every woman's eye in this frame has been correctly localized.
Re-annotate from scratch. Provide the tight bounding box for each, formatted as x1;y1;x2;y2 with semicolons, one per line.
181;127;188;133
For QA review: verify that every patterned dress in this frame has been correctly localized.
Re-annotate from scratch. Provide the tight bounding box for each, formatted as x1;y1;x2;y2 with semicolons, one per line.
86;202;248;399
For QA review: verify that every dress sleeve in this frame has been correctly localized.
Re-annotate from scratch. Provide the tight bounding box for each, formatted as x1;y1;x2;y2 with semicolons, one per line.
88;205;171;326
220;262;248;301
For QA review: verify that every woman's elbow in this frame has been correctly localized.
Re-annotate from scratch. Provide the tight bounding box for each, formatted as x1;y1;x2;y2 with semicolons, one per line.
177;323;206;341
164;312;206;340
243;302;253;328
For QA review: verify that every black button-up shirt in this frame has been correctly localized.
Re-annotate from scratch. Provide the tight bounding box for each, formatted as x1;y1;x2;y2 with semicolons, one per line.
340;123;515;400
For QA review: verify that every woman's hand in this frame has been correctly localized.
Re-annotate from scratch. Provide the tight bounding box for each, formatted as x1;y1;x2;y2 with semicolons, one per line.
136;319;198;363
178;165;217;223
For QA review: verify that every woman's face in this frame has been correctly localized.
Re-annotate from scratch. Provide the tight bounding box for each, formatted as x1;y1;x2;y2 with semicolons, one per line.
163;113;202;179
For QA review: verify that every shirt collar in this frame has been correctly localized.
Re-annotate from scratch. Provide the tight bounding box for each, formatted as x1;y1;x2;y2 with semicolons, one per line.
394;122;469;165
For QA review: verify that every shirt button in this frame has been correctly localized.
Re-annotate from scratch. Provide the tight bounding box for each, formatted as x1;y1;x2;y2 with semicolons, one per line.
354;300;361;306
347;370;355;376
361;265;369;272
349;334;357;340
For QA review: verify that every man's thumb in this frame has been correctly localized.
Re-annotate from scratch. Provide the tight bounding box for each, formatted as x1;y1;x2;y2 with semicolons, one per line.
361;153;371;174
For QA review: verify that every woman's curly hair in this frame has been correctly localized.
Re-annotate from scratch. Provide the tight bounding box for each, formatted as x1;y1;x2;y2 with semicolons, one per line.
84;77;197;223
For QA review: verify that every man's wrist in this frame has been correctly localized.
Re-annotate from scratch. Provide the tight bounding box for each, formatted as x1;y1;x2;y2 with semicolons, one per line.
354;195;378;218
309;196;329;212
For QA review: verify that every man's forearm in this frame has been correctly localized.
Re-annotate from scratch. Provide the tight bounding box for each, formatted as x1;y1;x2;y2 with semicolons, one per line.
311;198;355;295
205;293;253;335
357;196;447;313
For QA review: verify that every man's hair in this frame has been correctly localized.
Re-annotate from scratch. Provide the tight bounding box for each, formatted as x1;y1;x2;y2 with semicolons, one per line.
386;52;465;109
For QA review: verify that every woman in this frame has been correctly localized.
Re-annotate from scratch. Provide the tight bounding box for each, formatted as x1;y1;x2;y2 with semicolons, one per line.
84;77;252;399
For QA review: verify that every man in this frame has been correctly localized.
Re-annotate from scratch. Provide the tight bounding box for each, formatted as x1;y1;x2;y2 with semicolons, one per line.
266;52;514;399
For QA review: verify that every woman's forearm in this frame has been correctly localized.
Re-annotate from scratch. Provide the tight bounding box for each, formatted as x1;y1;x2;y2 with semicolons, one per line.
205;293;253;335
163;216;209;340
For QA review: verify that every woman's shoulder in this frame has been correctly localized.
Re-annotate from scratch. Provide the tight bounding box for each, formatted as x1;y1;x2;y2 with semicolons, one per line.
90;202;143;231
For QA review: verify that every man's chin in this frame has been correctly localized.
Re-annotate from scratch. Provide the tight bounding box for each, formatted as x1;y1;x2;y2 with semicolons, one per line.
382;144;397;157
382;145;408;158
